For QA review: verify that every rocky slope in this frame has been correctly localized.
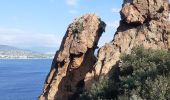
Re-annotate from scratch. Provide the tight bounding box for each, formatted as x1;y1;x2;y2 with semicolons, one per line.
39;0;170;99
85;0;170;89
39;14;106;100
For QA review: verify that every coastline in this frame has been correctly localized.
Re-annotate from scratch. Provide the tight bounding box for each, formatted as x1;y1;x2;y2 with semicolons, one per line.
0;58;53;60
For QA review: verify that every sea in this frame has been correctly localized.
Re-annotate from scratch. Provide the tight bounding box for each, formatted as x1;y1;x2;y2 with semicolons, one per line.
0;59;52;100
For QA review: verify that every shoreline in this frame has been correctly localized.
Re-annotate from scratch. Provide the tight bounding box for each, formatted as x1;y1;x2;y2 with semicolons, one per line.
0;58;53;60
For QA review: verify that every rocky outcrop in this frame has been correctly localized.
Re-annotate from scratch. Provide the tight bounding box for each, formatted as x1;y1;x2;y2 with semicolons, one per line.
40;0;170;99
84;0;170;89
39;14;106;100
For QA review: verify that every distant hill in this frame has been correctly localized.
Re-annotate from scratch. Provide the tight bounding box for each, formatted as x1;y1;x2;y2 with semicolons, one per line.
0;45;20;51
0;45;54;59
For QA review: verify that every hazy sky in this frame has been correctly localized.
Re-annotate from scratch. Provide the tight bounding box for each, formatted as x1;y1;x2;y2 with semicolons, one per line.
0;0;122;54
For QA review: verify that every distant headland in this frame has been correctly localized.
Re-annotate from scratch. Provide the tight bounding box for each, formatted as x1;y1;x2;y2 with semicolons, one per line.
0;45;54;59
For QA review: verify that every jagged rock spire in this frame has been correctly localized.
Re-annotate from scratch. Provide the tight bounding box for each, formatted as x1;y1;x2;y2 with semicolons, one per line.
39;14;106;100
40;0;170;99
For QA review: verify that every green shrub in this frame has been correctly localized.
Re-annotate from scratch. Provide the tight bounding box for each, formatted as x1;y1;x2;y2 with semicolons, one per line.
80;77;119;100
80;46;170;100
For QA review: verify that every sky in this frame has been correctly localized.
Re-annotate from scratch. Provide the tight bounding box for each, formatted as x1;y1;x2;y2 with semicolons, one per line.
0;0;122;54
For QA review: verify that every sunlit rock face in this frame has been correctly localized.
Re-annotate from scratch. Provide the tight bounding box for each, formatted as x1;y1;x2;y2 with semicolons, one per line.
39;0;170;99
84;0;170;90
39;14;106;100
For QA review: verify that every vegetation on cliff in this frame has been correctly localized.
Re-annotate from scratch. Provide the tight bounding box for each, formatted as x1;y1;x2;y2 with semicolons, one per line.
39;0;170;99
81;46;170;100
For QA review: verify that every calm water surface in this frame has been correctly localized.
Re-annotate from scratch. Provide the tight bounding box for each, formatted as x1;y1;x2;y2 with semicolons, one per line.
0;59;52;100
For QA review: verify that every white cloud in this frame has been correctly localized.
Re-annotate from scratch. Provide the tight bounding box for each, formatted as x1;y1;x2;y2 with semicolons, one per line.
0;27;62;49
111;8;121;13
66;0;79;14
66;0;78;7
106;21;119;29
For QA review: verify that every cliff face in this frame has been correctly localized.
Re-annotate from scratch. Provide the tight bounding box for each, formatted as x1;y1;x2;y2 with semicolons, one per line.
40;0;170;99
85;0;170;89
39;14;106;100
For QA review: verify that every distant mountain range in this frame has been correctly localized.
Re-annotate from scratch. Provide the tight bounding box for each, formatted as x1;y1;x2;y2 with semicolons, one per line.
0;45;54;59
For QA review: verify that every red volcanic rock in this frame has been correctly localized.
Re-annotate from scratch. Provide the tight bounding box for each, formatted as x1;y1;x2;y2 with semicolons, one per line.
84;0;170;90
39;14;106;100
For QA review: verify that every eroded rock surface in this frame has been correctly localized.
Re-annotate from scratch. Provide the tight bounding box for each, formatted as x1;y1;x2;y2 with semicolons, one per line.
85;0;170;89
39;14;106;100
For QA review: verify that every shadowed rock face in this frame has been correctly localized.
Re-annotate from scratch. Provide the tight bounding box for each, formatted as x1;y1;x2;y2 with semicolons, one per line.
39;14;106;100
84;0;170;89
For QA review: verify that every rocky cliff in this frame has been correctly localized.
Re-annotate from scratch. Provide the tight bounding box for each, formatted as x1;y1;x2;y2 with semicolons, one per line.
39;0;170;100
85;0;170;90
39;14;106;100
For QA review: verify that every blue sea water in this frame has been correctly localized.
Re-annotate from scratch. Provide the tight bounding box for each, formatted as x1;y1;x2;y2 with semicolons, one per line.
0;59;52;100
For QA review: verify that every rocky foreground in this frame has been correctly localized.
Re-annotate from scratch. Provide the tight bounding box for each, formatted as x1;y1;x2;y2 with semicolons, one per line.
39;0;170;100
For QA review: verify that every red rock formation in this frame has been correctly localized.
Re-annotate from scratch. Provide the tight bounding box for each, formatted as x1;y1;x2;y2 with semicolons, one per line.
85;0;170;89
40;0;170;99
39;14;106;100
